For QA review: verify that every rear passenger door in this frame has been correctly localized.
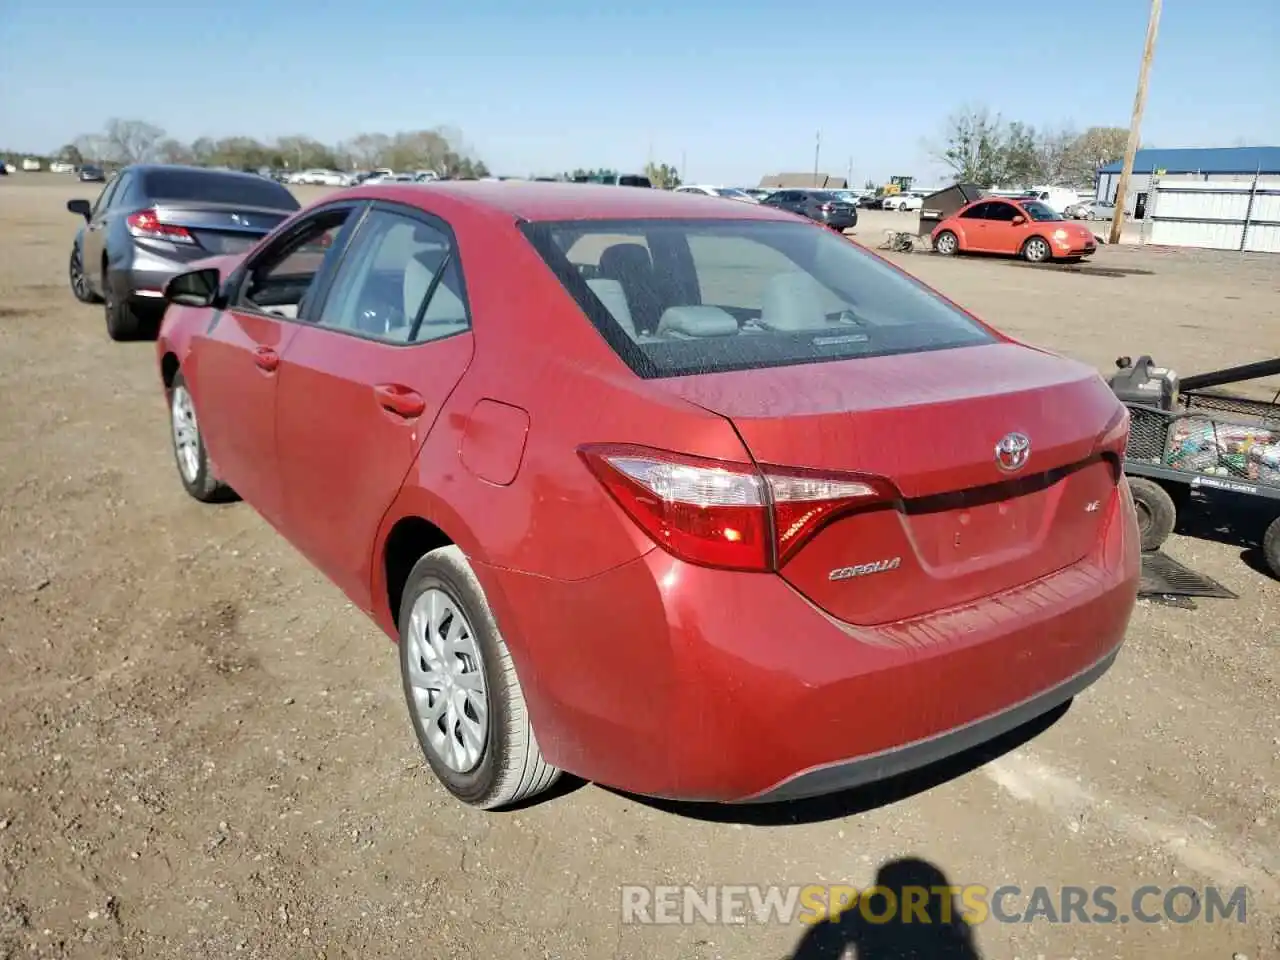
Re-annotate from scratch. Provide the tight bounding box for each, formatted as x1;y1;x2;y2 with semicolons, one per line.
273;203;474;610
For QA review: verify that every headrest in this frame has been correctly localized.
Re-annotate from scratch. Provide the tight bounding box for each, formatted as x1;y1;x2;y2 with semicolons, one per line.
656;306;739;338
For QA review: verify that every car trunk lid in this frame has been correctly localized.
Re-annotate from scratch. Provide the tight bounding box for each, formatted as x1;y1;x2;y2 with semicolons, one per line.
650;342;1125;625
148;201;291;258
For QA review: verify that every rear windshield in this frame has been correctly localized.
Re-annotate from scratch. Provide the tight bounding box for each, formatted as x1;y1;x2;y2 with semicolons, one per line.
520;219;994;378
141;170;300;210
617;175;652;188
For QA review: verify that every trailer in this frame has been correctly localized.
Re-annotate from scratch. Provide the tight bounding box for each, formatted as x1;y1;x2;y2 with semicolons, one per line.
880;182;986;253
1107;355;1280;578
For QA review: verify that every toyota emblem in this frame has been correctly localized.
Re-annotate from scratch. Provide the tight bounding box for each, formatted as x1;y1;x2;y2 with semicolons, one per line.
994;432;1031;473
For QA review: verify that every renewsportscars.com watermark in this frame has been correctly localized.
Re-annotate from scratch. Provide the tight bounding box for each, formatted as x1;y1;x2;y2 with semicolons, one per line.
621;884;1250;926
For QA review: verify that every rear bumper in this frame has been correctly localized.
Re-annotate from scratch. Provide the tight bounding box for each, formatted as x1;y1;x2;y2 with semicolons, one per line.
476;481;1141;802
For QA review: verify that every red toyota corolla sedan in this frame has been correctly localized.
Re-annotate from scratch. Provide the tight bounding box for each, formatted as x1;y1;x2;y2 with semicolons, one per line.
155;182;1140;809
931;196;1098;262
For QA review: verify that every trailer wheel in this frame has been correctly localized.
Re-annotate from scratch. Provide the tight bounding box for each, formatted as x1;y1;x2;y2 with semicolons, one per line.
1127;477;1177;552
1263;515;1280;580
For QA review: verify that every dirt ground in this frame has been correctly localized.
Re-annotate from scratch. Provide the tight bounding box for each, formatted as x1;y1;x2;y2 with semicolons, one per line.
1;175;1277;960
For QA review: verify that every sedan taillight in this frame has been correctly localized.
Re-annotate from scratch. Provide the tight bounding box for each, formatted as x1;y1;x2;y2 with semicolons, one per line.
579;444;894;571
126;209;194;244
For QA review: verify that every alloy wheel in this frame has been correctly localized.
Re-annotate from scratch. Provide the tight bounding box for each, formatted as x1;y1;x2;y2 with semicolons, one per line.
69;248;89;300
405;588;489;773
1025;238;1050;263
170;385;201;484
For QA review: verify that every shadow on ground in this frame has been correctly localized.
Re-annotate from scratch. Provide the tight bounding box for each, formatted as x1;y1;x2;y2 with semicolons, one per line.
1172;488;1279;580
612;700;1071;826
787;857;982;959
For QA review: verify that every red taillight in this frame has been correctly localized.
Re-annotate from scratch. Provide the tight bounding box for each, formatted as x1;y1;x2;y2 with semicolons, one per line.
126;209;194;244
579;444;894;572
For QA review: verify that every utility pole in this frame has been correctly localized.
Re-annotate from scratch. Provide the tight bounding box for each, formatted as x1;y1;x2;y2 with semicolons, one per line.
813;131;821;186
680;150;686;184
847;156;853;186
1110;0;1162;245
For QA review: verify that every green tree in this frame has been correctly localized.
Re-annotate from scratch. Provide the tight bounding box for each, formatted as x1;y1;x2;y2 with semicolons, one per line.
645;161;682;189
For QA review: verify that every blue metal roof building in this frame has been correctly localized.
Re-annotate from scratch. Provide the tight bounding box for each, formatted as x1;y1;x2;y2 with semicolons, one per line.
1099;146;1280;175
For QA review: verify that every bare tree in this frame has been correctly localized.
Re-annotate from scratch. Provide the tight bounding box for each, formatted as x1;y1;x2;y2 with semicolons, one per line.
343;133;392;169
103;118;166;164
1035;127;1079;184
1062;126;1129;185
72;134;109;164
155;139;194;165
930;106;1009;186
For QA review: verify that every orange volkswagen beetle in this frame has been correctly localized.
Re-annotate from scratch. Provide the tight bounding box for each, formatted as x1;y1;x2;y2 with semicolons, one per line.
932;196;1098;262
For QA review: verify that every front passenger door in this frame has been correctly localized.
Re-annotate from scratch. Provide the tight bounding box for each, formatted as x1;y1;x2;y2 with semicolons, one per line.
273;203;476;610
189;203;361;529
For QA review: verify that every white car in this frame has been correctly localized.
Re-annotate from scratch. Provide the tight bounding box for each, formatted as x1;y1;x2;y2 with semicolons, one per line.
882;193;923;211
288;169;350;186
49;161;76;174
21;158;41;172
675;185;758;202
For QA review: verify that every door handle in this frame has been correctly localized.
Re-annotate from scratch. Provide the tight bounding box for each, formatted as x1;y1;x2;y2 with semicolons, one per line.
373;383;426;419
253;346;279;372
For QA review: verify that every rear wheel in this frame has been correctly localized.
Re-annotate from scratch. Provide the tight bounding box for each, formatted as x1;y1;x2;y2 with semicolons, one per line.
69;246;100;303
1022;236;1052;263
1127;477;1177;551
103;275;152;341
1263;515;1280;579
934;230;959;256
399;546;560;809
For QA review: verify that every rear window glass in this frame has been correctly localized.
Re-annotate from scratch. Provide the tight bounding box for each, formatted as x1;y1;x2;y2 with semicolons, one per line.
521;219;994;378
142;170;300;210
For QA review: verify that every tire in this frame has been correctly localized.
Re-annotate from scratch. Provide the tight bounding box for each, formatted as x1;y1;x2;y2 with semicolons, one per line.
1022;236;1052;263
934;230;959;256
168;371;237;503
104;274;152;341
69;245;101;303
399;546;560;809
1127;477;1177;552
1263;515;1280;580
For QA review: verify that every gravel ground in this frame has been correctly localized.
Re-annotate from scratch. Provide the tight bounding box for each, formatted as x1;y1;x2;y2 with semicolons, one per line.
0;176;1276;960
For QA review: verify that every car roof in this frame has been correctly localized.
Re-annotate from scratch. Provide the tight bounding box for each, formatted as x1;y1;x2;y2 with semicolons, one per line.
348;180;798;223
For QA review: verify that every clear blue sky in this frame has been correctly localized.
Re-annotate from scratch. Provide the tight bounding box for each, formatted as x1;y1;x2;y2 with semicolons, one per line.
1;0;1275;185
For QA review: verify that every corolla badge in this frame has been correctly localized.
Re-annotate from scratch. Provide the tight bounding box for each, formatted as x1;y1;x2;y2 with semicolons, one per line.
994;431;1031;473
828;557;901;582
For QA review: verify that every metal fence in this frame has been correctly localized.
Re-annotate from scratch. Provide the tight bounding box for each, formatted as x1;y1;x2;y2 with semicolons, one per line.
1143;174;1280;253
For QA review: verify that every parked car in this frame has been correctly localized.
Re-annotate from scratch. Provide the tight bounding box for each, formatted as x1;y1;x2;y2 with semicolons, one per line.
740;187;775;201
674;185;757;202
77;164;106;182
857;194;883;208
931;196;1098;263
570;173;653;187
65;163;301;340
882;193;923;211
1067;199;1116;221
50;161;76;174
759;189;858;230
153;181;1139;809
288;169;350;186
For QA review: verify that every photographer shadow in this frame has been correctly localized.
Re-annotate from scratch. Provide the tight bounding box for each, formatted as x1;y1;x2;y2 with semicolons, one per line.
788;858;981;960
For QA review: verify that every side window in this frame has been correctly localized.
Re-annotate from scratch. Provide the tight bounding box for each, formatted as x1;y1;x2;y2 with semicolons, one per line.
315;208;470;344
960;202;991;219
987;203;1019;222
91;177;122;217
238;207;354;319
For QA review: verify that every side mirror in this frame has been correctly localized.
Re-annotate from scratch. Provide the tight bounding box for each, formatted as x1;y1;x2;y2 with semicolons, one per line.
1011;215;1027;226
67;199;92;220
164;268;223;308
